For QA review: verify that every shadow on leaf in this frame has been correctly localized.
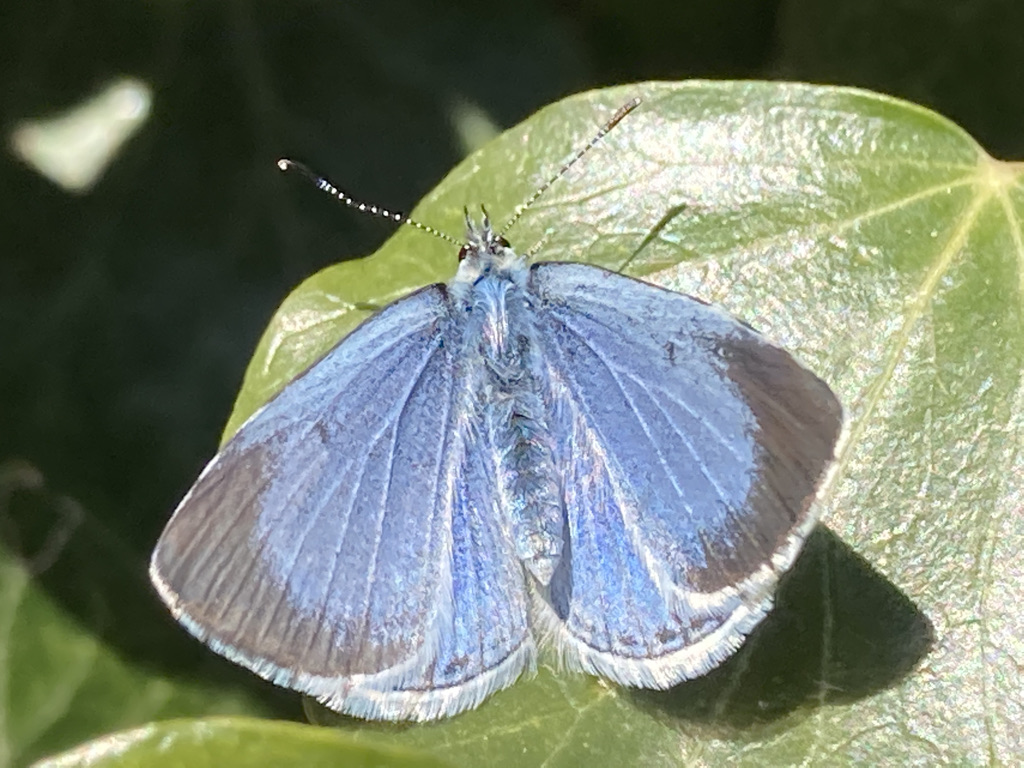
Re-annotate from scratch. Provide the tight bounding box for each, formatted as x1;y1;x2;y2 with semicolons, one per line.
632;525;933;728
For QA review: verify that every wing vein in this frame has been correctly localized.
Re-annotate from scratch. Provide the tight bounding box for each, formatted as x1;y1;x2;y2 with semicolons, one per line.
209;453;329;624
298;422;386;662
545;299;748;466
180;461;279;595
352;340;444;658
622;370;734;503
551;314;704;521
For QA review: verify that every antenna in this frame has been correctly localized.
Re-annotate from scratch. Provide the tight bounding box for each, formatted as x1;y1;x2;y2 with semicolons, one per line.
497;97;641;238
278;97;641;248
276;159;461;246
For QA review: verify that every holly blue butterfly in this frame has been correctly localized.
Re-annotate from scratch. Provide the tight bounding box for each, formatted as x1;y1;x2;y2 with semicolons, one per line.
150;99;842;721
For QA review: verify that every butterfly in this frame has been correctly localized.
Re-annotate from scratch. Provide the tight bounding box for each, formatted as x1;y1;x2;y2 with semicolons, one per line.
149;99;842;721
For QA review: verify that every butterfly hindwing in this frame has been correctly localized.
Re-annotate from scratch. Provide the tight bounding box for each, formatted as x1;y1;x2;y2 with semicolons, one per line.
530;262;842;685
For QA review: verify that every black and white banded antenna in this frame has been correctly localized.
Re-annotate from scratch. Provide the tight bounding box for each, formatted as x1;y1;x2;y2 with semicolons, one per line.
278;96;640;248
498;96;641;240
276;158;461;246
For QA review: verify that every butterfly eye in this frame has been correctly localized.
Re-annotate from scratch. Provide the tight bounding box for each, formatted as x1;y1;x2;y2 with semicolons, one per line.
457;245;471;262
496;236;511;249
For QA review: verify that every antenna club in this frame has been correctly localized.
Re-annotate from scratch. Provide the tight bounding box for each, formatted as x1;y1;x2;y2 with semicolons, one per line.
278;156;461;246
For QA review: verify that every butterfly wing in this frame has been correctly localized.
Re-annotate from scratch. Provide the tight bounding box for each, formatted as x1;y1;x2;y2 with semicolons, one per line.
150;286;533;719
529;263;842;687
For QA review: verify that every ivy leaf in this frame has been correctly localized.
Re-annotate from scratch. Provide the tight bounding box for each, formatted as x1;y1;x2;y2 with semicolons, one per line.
33;718;451;768
16;81;1024;766
230;81;1024;764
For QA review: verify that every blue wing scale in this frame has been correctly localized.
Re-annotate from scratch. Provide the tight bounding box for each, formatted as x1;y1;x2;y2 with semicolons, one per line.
531;262;841;686
150;285;533;719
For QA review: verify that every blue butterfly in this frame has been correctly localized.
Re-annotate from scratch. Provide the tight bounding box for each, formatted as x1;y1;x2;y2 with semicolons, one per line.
150;101;842;721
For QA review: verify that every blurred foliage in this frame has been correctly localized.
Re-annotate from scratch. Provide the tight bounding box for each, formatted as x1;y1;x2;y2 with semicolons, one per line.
2;1;1023;766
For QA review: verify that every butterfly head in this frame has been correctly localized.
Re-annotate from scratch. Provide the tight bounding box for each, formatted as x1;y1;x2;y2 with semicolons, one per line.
451;206;526;294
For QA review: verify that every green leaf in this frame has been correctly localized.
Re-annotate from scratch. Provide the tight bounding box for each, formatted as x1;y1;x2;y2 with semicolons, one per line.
14;80;1024;766
32;718;450;768
226;81;1024;764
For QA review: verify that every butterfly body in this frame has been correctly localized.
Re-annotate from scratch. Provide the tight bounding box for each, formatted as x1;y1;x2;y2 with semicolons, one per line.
450;217;565;585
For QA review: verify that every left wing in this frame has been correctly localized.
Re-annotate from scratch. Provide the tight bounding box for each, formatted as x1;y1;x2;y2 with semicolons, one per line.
150;286;533;719
529;262;842;687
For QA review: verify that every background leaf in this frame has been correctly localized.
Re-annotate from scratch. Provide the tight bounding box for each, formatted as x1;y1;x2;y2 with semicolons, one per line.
34;718;451;768
3;2;1024;767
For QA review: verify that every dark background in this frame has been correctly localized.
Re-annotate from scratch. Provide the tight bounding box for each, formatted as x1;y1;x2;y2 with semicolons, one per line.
1;0;1021;761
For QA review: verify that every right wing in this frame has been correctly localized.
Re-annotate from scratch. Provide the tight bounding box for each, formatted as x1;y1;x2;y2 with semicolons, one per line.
150;285;533;720
530;263;841;687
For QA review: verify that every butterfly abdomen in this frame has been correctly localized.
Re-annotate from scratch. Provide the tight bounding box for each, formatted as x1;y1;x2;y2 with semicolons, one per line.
493;384;563;586
469;275;564;586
